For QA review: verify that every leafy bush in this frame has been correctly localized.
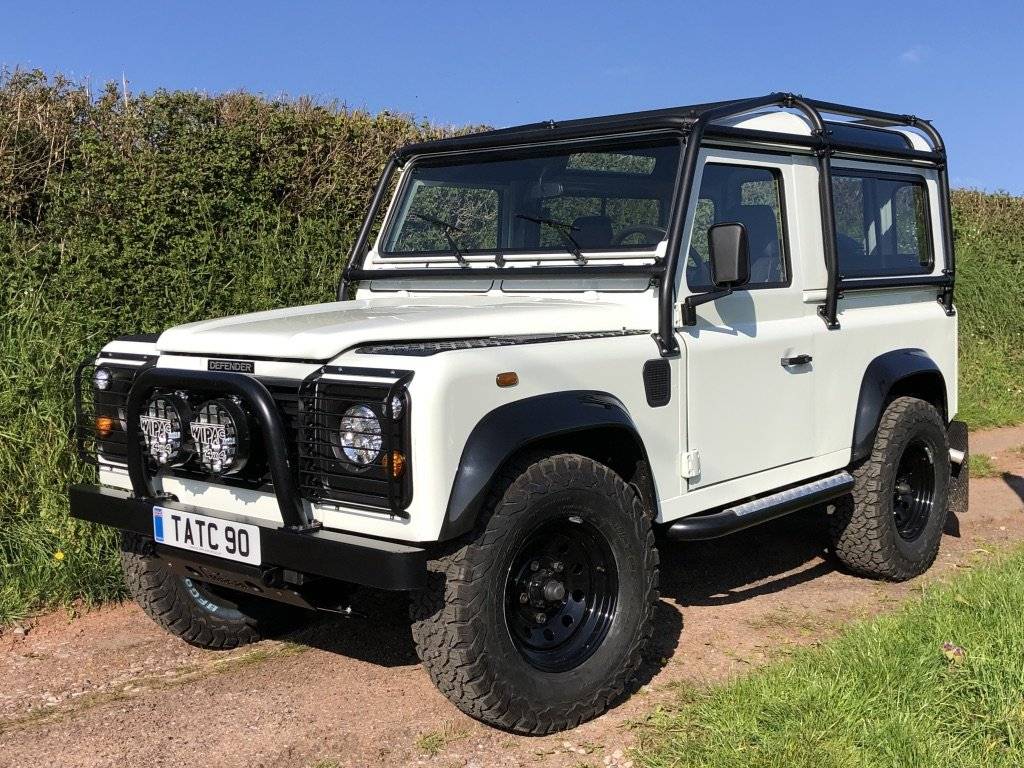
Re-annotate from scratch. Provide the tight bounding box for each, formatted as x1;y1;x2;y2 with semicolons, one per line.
0;70;449;622
1;70;1022;623
950;189;1024;427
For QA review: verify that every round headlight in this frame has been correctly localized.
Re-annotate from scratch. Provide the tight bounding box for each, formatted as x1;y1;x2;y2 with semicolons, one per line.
338;405;382;466
93;367;112;391
139;394;193;467
192;397;250;475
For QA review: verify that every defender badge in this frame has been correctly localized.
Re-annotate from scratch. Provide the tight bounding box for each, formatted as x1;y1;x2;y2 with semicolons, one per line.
207;359;254;373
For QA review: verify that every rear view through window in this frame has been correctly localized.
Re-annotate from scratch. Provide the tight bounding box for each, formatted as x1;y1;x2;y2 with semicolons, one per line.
832;171;933;277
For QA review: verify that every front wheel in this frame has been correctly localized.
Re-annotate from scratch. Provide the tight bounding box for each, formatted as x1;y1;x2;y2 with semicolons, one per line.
121;533;311;649
410;453;659;734
831;397;951;581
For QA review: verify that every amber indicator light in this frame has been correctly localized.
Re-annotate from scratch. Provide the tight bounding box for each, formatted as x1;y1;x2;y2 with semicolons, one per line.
496;372;519;388
383;450;407;479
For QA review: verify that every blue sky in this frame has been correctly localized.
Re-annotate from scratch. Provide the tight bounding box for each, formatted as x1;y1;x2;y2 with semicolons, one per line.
4;1;1022;192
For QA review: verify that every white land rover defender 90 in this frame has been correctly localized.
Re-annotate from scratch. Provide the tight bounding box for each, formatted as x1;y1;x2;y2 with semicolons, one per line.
72;93;969;733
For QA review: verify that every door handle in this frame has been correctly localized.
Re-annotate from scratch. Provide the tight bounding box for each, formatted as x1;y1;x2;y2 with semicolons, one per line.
781;354;813;367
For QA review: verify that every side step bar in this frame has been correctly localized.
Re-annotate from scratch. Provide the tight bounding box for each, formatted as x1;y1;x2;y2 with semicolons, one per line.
667;471;854;541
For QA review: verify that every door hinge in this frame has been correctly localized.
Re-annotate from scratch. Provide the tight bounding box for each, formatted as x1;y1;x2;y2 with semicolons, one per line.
680;450;701;479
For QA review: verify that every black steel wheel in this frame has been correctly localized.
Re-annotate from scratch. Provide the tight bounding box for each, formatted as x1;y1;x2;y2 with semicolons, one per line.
410;453;658;734
831;397;950;581
892;439;937;541
504;517;618;673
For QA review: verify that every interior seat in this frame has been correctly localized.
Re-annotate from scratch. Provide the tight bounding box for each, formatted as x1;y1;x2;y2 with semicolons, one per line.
571;215;614;249
721;205;783;284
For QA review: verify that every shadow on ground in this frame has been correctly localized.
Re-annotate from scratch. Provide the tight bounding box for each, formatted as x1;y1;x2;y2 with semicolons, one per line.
1002;473;1024;505
658;507;835;608
278;508;839;682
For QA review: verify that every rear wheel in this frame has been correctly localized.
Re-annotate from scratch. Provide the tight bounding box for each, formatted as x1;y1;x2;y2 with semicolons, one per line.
410;453;658;734
121;533;310;649
831;397;950;581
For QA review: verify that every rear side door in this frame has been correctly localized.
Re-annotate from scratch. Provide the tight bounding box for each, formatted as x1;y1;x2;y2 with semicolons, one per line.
679;149;817;489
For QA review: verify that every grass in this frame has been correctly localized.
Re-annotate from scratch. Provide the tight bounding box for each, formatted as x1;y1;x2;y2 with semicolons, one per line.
970;454;1000;478
632;550;1024;768
414;721;470;757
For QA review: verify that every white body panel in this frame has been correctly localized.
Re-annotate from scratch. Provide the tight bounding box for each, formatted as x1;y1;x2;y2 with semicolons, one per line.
94;110;958;545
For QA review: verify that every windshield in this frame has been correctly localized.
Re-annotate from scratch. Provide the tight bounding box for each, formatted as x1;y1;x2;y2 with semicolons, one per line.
381;137;681;259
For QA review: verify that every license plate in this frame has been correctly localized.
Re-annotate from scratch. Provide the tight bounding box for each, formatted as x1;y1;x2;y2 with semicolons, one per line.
153;506;262;566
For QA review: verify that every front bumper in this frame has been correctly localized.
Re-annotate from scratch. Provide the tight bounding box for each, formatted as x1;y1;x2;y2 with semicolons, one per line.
69;484;427;591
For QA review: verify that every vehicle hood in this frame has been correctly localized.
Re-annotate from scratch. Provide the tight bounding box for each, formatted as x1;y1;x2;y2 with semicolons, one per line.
155;295;643;360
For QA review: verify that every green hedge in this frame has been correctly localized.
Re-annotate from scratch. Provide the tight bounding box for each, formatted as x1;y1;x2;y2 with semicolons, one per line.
1;70;1022;623
0;70;450;622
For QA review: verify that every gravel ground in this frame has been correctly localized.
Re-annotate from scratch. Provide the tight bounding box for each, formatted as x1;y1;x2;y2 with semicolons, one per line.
2;426;1023;768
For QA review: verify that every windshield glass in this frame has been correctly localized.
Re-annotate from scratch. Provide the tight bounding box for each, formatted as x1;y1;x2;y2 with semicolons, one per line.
382;137;681;258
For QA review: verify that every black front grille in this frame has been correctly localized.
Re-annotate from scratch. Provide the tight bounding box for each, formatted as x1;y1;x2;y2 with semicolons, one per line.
297;370;413;515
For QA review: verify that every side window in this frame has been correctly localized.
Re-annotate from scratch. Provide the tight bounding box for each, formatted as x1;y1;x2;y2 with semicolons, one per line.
832;171;933;277
686;164;787;290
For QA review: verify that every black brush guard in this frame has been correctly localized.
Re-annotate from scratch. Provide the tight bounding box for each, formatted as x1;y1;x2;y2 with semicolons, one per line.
71;365;427;591
124;367;319;532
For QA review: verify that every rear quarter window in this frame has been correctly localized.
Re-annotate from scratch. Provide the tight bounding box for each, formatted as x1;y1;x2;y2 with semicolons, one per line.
832;171;933;278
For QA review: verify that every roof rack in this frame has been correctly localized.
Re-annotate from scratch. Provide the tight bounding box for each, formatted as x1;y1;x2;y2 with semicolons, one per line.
339;93;954;357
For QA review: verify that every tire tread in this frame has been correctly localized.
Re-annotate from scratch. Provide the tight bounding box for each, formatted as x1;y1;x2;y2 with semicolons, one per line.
410;453;658;734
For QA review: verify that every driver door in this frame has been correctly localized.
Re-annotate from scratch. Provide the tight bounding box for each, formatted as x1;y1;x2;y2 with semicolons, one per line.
679;150;817;489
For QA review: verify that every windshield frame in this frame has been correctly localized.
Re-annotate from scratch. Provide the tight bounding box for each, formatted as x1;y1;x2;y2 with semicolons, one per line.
374;131;686;265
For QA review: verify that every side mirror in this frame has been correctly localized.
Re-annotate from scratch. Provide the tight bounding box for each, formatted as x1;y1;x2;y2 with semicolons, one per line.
708;222;750;287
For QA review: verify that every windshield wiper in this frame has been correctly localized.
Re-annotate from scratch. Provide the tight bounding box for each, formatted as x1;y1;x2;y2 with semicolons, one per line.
409;212;470;268
515;214;587;265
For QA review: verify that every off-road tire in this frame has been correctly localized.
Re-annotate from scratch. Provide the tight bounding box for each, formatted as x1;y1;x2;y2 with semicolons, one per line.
410;453;659;734
831;397;950;581
121;532;308;649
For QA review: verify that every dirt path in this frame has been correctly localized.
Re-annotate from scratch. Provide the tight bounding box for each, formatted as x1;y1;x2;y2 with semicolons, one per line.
4;426;1024;768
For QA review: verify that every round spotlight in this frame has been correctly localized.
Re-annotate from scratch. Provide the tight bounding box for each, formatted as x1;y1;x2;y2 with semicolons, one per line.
139;394;193;467
93;367;112;391
191;397;251;475
338;404;382;466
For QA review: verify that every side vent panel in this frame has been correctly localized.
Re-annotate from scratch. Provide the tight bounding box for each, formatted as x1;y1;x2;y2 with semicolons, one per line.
642;359;671;407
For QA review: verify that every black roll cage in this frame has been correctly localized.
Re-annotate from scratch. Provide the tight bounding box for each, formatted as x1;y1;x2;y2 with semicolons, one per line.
338;93;955;358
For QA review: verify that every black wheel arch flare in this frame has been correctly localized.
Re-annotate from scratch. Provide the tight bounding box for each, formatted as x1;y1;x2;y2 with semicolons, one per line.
440;390;652;541
851;348;948;463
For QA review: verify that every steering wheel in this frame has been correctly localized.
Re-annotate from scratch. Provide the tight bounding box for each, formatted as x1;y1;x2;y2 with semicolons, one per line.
612;224;667;246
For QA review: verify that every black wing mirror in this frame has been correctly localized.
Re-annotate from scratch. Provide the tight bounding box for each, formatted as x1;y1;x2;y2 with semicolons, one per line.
680;222;751;326
708;222;750;287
